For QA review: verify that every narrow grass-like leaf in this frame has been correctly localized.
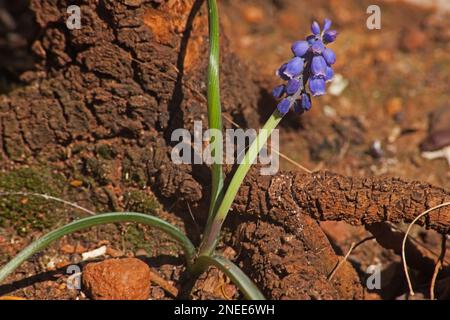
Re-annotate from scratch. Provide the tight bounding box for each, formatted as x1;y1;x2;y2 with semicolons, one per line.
0;212;196;283
200;110;284;256
205;0;224;227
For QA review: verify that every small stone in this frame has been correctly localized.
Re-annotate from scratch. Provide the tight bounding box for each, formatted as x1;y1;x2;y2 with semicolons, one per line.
82;258;151;300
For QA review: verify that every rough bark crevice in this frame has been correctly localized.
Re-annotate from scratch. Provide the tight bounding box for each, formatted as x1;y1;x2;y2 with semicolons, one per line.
231;214;365;300
229;170;448;299
0;0;262;212
233;170;450;234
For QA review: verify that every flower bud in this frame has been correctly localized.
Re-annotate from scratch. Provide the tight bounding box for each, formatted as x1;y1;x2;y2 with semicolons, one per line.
323;30;338;43
311;40;325;54
311;21;321;35
325;66;334;82
323;48;336;65
306;35;316;45
276;63;290;80
286;79;302;95
291;41;310;57
309;77;326;96
301;93;312;111
323;19;332;32
272;85;285;99
277;98;291;114
283;57;304;78
293;100;302;113
311;56;327;77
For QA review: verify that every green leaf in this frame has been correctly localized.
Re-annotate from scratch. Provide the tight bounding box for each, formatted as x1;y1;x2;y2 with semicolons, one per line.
194;255;266;300
205;0;224;229
0;212;196;283
200;110;284;256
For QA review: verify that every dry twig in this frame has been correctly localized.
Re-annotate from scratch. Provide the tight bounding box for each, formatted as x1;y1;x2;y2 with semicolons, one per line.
402;202;450;296
430;235;447;300
328;236;375;281
0;191;95;215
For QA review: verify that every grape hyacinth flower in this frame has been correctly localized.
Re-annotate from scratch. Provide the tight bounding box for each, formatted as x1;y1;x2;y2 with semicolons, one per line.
273;19;338;115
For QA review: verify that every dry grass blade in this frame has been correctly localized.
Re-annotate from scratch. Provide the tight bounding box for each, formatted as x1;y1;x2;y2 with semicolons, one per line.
389;223;450;265
328;236;375;281
0;191;96;215
402;202;450;296
430;235;447;300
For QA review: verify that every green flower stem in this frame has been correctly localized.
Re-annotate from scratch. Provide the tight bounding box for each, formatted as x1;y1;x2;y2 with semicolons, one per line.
193;255;266;300
0;212;196;283
205;0;224;224
199;110;284;256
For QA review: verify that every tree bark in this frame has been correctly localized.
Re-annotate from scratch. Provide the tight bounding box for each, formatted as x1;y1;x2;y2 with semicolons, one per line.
0;0;260;210
234;170;450;233
230;170;448;299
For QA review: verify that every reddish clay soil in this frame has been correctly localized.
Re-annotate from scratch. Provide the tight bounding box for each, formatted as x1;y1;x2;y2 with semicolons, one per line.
0;0;449;300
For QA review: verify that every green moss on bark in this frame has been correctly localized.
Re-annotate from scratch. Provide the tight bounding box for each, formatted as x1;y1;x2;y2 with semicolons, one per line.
0;167;66;235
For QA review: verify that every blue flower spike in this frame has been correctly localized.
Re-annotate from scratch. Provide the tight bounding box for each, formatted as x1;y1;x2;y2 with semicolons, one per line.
311;21;321;35
286;79;302;95
272;85;285;99
311;40;325;54
323;30;338;43
323;18;332;32
277;98;291;115
323;48;336;65
311;56;327;77
272;19;338;114
309;77;326;96
325;66;334;82
301;93;312;111
291;41;310;57
282;57;304;78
